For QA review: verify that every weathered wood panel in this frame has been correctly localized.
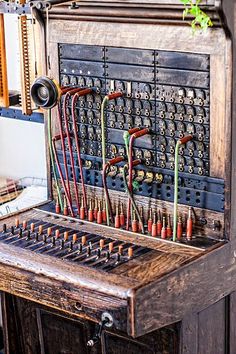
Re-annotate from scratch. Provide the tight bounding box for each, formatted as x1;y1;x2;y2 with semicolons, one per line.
1;293;24;354
229;292;236;354
180;298;228;354
0;206;226;337
133;241;234;337
115;253;190;282
180;313;198;354
1;293;179;354
198;299;226;354
223;0;236;244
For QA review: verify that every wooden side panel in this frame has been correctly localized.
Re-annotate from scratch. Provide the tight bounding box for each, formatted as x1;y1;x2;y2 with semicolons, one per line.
180;298;227;354
223;0;236;241
210;44;231;179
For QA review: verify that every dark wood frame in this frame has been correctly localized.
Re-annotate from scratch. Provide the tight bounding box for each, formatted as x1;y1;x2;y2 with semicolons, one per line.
0;1;236;353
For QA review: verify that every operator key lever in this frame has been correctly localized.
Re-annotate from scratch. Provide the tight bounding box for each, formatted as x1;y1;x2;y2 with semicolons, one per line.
87;313;113;347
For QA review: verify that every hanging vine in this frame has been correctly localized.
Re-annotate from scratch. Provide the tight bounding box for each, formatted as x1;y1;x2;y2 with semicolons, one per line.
180;0;213;31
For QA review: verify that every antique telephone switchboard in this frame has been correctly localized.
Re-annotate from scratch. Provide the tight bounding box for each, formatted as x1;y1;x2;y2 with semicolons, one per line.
0;0;235;353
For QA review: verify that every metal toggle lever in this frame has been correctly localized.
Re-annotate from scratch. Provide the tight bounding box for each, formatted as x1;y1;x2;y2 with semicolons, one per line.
87;312;113;347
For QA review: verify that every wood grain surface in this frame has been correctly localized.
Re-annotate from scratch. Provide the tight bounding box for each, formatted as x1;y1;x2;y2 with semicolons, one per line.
0;205;226;337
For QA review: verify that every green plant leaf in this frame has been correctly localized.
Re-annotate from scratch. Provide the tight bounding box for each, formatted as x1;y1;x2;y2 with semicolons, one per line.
180;0;213;31
183;8;189;20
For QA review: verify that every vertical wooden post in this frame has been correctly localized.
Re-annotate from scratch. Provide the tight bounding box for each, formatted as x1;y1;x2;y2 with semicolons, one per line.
0;14;9;108
1;292;24;354
229;292;236;354
18;15;32;115
180;313;198;354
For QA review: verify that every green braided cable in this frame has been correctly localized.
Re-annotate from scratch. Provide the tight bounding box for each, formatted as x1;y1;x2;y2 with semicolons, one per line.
101;96;110;225
48;109;63;209
123;131;140;219
173;140;181;242
123;131;130;159
122;166;144;234
123;131;133;219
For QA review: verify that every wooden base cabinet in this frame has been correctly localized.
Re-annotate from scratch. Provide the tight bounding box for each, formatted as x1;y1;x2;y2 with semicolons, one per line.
1;292;234;354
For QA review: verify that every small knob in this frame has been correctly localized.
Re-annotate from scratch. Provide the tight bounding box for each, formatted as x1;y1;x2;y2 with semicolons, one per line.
100;239;105;249
128;247;133;258
15;218;20;228
31;223;35;233
118;245;123;255
109;242;114;253
55;229;60;239
64;231;69;241
72;233;77;243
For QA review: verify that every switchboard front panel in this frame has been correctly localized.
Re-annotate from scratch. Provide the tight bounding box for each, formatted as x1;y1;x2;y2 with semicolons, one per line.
58;44;223;213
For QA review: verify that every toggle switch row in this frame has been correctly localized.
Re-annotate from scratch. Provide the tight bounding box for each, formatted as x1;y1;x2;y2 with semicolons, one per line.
0;218;150;271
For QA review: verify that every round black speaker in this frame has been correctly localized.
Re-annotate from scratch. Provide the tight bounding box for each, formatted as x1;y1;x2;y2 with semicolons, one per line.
31;76;60;109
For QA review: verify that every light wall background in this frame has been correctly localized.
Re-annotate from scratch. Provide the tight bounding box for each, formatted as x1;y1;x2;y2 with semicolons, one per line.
0;14;47;181
0;119;47;180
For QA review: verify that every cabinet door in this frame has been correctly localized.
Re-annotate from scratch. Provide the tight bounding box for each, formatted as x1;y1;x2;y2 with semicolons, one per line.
1;292;179;354
36;309;93;354
1;293;101;354
102;327;179;354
